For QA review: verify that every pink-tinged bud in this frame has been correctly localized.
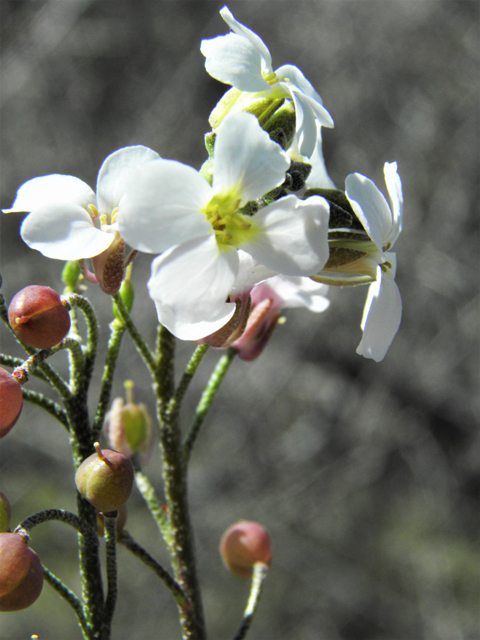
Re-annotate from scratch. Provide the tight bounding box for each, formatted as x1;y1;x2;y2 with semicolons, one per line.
8;285;70;349
75;443;134;513
196;292;251;348
91;232;126;295
104;381;153;463
0;493;11;532
0;533;44;611
97;503;128;537
231;283;284;361
0;367;23;438
220;520;272;579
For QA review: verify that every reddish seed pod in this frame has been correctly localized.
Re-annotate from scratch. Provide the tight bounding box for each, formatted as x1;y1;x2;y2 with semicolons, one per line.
0;367;23;439
75;444;134;513
220;520;272;579
8;285;70;349
0;493;11;532
0;533;44;611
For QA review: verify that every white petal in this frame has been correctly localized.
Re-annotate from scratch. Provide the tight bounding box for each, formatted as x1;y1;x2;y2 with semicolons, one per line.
118;159;212;254
345;172;393;251
356;267;402;362
96;145;160;213
275;64;323;103
3;175;95;213
384;161;403;246
290;89;318;158
201;33;271;92
213;112;290;202
219;6;272;72
21;202;114;260
262;275;330;312
148;234;238;340
307;126;336;189
230;251;277;294
243;195;330;275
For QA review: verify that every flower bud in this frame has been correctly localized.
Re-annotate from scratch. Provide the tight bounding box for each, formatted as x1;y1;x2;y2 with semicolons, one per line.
104;381;153;463
75;443;134;513
61;260;82;293
91;232;125;295
97;504;128;537
220;520;272;578
0;493;11;532
8;285;70;349
0;367;23;438
0;533;43;611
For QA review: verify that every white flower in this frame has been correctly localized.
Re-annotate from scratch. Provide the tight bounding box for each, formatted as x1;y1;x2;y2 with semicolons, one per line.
345;161;403;361
3;146;159;261
118;112;330;340
200;6;333;157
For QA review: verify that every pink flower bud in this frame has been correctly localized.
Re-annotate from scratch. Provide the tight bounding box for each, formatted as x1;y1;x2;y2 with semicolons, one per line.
220;520;272;578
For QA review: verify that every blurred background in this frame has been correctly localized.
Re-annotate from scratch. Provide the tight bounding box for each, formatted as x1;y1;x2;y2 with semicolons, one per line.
0;1;478;639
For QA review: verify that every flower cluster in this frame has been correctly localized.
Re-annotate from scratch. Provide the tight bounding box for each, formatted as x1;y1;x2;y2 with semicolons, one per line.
3;5;403;360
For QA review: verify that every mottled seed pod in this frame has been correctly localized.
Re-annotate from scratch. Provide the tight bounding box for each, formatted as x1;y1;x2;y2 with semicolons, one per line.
0;367;23;439
8;285;70;349
0;533;44;611
75;444;134;513
220;520;272;578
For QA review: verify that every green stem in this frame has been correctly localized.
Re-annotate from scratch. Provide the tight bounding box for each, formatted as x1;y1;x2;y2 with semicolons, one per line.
118;531;187;606
183;348;237;463
168;344;210;421
42;565;89;639
232;563;269;640
91;322;125;441
112;292;156;375
155;325;206;640
63;294;99;390
0;353;49;383
133;465;172;547
103;514;118;639
21;387;69;430
14;508;97;545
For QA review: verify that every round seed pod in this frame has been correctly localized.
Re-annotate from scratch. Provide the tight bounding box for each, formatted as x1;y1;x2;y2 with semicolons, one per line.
0;367;23;439
8;285;70;349
220;520;272;578
0;533;43;611
75;444;134;513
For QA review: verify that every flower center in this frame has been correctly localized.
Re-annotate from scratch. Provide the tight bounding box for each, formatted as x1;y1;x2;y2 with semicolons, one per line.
88;204;118;229
203;190;259;249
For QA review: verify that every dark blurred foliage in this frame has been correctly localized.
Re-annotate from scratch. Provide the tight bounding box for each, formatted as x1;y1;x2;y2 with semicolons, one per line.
0;1;478;639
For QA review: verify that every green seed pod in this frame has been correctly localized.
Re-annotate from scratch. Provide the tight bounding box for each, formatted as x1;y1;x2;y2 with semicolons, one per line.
220;520;272;579
0;533;43;611
8;285;70;349
75;443;134;513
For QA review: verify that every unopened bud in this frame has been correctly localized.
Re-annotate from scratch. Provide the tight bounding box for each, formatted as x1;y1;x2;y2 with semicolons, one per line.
220;520;272;579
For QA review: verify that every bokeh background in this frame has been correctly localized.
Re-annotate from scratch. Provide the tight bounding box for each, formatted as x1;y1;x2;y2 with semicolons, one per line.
0;1;478;639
